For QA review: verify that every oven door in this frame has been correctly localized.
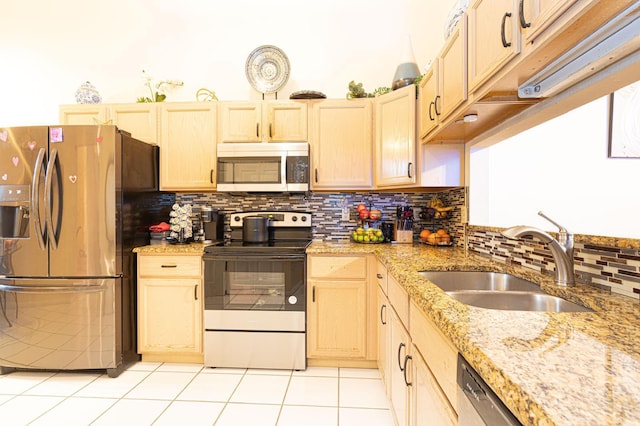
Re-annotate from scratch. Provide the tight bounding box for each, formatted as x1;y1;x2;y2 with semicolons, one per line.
203;253;305;312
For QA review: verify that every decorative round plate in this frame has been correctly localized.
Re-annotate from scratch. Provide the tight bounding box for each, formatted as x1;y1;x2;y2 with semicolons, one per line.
245;45;290;94
290;90;326;99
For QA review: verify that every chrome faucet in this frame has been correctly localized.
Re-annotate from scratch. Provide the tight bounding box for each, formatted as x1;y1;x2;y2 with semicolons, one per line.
501;211;575;287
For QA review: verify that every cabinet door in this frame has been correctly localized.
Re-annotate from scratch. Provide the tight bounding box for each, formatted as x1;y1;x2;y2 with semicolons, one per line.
59;105;109;125
138;278;202;353
375;84;417;188
109;103;158;143
411;347;457;426
266;101;307;142
377;285;391;395
389;308;412;426
439;17;468;120
418;61;439;139
520;0;579;43
218;101;262;142
468;0;520;93
159;102;216;191
307;279;367;359
310;99;373;190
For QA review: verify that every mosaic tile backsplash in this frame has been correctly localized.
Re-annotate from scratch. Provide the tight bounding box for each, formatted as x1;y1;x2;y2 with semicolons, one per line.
467;226;640;300
175;188;466;245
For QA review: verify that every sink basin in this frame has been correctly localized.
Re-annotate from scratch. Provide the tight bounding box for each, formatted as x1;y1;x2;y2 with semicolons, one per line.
419;271;541;292
446;291;592;313
419;271;592;313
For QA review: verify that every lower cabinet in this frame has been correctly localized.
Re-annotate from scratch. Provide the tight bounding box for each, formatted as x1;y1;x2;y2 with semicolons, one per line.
306;254;377;366
379;270;459;426
137;253;203;363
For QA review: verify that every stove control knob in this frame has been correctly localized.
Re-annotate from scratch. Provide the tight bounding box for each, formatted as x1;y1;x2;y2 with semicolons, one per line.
288;295;298;305
292;216;298;222
234;216;241;222
301;216;308;222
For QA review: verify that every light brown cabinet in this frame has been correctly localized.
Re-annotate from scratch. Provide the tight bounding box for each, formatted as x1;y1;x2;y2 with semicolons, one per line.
309;99;373;190
374;84;417;188
467;0;521;94
218;101;307;143
376;261;391;395
411;346;457;426
158;102;217;191
519;0;579;43
59;104;109;125
418;16;467;141
306;254;376;366
137;254;203;363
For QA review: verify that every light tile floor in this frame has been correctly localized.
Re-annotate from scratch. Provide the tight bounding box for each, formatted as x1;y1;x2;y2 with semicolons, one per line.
0;362;394;425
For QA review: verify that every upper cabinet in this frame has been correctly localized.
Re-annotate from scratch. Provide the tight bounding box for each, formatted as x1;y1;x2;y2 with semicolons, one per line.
375;85;417;188
218;100;307;143
59;104;109;125
310;99;373;190
519;0;579;43
109;103;158;144
419;16;467;140
158;102;217;191
467;0;521;94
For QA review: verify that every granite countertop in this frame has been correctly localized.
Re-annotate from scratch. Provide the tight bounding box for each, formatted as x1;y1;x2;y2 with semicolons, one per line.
133;242;211;254
308;241;640;426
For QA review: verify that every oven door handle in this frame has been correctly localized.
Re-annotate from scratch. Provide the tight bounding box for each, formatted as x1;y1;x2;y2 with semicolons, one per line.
205;254;305;261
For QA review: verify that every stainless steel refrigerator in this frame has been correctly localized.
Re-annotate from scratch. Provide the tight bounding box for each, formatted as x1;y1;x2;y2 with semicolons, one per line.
0;125;163;377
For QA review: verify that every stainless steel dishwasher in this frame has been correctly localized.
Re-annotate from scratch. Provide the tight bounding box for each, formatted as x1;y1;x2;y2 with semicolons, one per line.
457;354;522;425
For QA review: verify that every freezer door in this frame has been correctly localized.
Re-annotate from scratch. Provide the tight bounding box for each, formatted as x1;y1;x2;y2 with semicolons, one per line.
48;126;119;277
0;126;49;277
0;278;118;371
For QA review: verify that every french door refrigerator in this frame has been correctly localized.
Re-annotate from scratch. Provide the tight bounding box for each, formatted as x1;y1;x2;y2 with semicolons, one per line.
0;125;160;377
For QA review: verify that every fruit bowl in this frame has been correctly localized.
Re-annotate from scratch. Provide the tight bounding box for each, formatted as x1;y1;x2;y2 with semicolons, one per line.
351;227;386;244
351;236;385;244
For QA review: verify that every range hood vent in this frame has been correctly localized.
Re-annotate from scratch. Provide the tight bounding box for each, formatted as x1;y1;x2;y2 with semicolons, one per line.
518;3;640;99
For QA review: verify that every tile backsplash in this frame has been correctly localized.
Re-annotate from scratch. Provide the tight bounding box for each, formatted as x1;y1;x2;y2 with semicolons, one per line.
467;226;640;300
176;188;466;244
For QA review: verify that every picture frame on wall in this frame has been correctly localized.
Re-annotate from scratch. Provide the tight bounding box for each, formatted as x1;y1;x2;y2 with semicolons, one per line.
608;81;640;158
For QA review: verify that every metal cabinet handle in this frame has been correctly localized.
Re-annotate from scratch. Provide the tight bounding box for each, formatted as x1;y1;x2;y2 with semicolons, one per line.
434;95;441;116
380;304;387;325
398;342;406;371
519;0;531;28
314;168;319;183
403;355;413;386
210;169;215;184
161;264;178;268
269;123;273;138
256;123;260;137
194;284;198;300
428;101;435;121
501;12;513;48
407;162;413;179
376;273;383;279
312;285;316;302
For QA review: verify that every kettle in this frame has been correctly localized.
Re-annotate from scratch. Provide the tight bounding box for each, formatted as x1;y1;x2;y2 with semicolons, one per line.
242;216;271;243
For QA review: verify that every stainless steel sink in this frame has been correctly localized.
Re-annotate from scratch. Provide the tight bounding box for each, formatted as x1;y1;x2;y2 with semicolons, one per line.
418;271;541;292
446;291;592;313
419;271;592;313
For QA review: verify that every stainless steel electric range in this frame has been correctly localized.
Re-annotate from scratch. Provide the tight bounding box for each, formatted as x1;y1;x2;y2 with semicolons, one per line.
202;211;311;370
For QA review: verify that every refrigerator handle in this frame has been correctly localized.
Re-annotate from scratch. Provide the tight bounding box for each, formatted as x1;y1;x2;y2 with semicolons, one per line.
44;148;59;250
32;148;47;250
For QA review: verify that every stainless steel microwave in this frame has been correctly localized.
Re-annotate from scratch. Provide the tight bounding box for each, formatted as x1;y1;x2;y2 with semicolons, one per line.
216;142;309;192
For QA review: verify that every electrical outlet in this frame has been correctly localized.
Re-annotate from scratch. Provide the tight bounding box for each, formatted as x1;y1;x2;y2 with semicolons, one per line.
341;206;350;221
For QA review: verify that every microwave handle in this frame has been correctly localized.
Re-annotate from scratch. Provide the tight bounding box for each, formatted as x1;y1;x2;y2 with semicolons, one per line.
281;154;287;190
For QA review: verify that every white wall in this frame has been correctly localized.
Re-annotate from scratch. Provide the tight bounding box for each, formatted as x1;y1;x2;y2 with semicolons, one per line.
469;95;640;239
0;0;457;126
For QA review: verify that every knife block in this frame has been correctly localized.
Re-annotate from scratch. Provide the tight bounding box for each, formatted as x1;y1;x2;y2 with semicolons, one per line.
394;230;413;244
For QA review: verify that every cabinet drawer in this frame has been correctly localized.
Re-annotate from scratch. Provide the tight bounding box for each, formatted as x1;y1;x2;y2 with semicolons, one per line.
388;274;409;328
375;261;388;295
308;255;367;279
410;299;458;412
138;255;202;277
